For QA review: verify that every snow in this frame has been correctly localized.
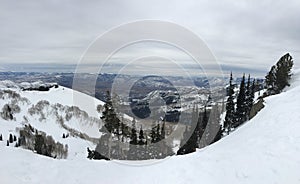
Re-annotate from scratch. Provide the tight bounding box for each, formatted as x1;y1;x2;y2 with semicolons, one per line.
0;82;105;161
1;70;300;183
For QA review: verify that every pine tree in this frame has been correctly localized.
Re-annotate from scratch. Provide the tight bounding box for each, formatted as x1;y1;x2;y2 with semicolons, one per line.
245;75;254;120
138;126;145;145
156;124;161;142
13;135;17;142
266;65;277;92
160;121;166;140
9;134;13;143
0;134;2;141
150;122;157;143
6;140;9;146
100;91;120;135
224;72;235;134
235;74;247;127
129;118;138;145
275;53;293;92
266;53;294;94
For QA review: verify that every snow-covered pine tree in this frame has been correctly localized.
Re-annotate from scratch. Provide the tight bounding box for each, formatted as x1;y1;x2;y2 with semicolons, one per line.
224;72;235;134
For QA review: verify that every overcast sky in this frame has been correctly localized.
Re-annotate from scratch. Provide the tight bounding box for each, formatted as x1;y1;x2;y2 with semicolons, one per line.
0;0;299;77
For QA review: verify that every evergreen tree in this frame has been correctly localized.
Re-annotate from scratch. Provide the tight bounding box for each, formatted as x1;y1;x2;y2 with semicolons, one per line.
275;53;293;92
13;135;17;142
138;126;145;145
150;122;157;143
160;121;166;140
156;124;161;142
245;75;254;120
0;134;2;141
34;133;45;154
100;91;120;135
9;134;13;143
6;140;9;146
265;65;277;92
129;118;138;145
235;74;247;127
224;72;235;134
266;53;294;94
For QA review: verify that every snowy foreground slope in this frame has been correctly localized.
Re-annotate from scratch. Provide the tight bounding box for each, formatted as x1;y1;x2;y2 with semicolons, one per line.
1;70;300;184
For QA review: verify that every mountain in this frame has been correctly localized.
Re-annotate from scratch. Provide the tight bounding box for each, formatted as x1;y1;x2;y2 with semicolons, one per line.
1;69;300;183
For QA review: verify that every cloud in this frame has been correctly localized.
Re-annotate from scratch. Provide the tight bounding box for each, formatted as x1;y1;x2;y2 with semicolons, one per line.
0;0;299;77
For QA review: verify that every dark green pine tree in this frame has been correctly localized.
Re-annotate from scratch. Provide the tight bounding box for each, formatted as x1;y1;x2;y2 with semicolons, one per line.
245;74;252;120
160;121;166;140
274;53;294;93
138;126;145;145
9;134;13;143
266;53;293;94
129;118;138;145
224;72;235;134
251;79;256;101
265;65;277;93
150;122;157;143
247;79;256;118
156;124;161;142
100;91;120;135
235;74;247;127
0;134;2;141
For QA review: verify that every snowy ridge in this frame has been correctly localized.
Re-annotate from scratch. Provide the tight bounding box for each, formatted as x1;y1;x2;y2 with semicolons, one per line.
1;70;300;183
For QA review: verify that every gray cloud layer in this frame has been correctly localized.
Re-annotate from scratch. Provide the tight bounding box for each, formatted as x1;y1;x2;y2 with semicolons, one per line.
0;0;299;77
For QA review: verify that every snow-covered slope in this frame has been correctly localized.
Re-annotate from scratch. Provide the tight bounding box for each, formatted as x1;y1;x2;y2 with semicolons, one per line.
1;70;300;184
0;82;105;160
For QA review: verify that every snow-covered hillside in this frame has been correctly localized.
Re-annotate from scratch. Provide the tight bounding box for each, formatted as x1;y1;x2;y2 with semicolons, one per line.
1;69;300;184
0;81;105;160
